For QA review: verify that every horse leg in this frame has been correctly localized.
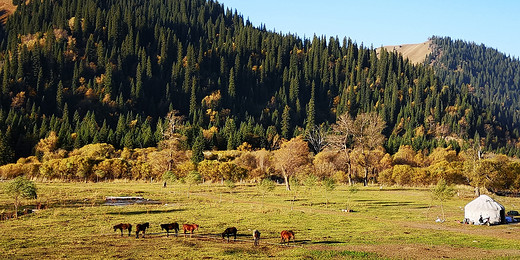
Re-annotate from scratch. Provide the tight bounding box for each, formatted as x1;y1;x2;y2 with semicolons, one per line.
166;229;169;237
120;229;123;237
136;230;139;239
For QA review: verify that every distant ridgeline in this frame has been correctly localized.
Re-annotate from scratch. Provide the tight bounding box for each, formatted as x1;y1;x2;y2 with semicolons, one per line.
0;0;518;164
427;36;520;154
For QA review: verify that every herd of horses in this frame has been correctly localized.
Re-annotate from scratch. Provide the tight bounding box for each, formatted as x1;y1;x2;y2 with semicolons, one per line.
113;222;295;245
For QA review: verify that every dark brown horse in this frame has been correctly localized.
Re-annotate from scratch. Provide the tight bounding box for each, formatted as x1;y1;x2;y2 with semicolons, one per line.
280;230;295;245
135;222;150;238
183;224;199;237
113;223;132;237
160;222;179;237
221;227;237;242
253;230;261;246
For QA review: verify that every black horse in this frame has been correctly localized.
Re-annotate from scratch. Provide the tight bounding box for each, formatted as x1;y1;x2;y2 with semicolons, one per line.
222;227;237;242
135;222;150;238
160;223;179;237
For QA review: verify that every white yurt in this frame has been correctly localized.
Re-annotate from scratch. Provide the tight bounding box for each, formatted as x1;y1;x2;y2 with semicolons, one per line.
464;195;505;225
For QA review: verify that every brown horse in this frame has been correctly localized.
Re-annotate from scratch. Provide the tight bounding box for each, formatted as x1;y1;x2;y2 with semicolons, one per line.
253;230;261;246
221;227;237;242
183;224;199;237
135;222;150;238
160;222;179;237
280;230;295;245
113;223;132;237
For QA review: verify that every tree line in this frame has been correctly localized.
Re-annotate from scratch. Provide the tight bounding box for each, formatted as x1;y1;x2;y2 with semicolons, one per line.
2;111;520;196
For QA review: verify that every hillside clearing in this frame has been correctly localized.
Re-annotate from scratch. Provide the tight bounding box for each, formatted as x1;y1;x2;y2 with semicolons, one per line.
377;40;432;64
0;0;15;24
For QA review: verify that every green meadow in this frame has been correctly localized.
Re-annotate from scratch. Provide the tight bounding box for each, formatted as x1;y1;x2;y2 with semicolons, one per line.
1;182;520;259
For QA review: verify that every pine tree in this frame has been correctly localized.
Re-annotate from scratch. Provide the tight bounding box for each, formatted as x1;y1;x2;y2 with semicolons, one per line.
228;67;236;99
306;81;316;131
281;105;291;139
56;80;64;111
189;77;198;118
0;130;14;165
191;134;204;163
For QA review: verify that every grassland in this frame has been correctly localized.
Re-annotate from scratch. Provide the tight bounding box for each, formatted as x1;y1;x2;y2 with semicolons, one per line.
1;181;520;259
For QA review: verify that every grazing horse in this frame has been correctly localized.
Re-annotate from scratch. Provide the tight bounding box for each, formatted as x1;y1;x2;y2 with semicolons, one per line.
280;230;295;245
135;222;150;238
113;223;132;237
183;224;199;237
221;227;237;242
160;222;179;237
253;230;261;246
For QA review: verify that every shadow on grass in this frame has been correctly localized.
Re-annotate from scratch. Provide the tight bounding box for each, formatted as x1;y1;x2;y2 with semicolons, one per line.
356;199;429;209
365;201;416;207
310;240;346;245
292;239;312;244
284;198;307;202
376;188;427;191
107;208;184;215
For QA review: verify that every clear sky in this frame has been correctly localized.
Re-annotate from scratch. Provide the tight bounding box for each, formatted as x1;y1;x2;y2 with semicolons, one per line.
217;0;520;58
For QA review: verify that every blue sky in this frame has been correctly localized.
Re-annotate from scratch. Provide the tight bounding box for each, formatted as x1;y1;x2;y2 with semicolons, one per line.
217;0;520;58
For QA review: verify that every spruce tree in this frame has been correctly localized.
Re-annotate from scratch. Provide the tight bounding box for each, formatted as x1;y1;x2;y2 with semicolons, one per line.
191;134;204;163
281;105;291;139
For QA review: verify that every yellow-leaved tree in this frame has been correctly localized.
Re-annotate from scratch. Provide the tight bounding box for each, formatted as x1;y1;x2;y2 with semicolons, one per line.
273;136;309;191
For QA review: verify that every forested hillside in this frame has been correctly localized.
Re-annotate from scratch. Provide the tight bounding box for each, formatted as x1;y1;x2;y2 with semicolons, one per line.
428;36;520;155
0;0;517;165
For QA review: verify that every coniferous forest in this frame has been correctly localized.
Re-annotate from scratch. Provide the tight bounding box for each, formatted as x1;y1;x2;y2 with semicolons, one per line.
428;36;520;154
0;0;519;189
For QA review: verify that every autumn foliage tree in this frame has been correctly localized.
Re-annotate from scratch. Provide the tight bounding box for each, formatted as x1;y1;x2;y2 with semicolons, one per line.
35;131;63;162
351;112;386;186
328;112;386;186
274;137;309;190
159;110;184;172
327;113;355;185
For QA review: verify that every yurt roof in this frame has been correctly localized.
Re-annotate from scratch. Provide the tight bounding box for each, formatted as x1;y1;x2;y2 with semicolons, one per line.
465;195;504;211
